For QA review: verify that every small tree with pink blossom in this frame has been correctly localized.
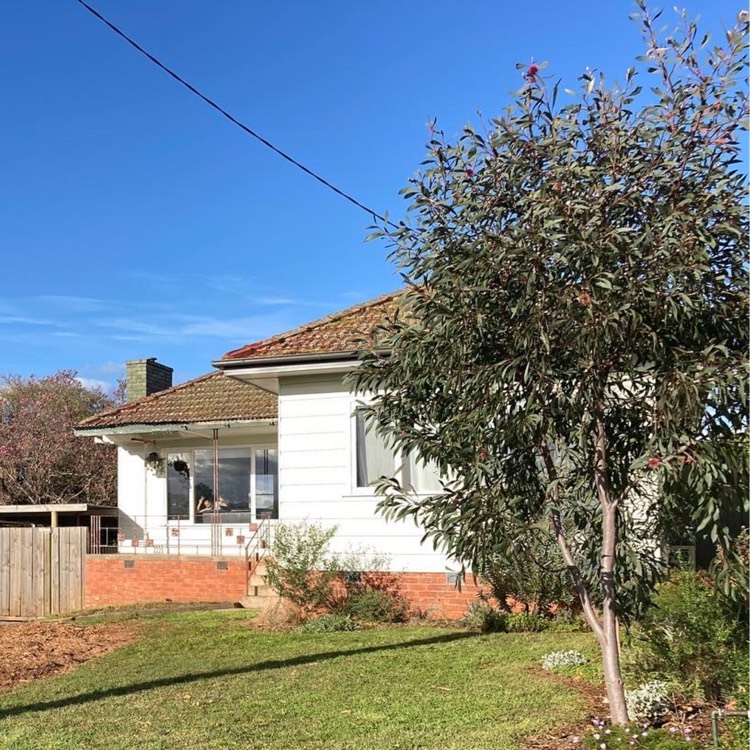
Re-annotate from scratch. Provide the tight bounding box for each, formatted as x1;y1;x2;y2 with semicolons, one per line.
0;370;119;506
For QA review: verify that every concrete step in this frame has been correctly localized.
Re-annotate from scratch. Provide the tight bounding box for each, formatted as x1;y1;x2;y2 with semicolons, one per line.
237;591;279;609
244;584;276;598
247;559;269;574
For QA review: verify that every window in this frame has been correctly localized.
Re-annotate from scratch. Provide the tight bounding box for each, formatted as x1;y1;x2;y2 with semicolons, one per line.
255;449;278;519
355;409;398;487
167;453;190;519
354;409;441;493
405;452;443;494
166;447;277;522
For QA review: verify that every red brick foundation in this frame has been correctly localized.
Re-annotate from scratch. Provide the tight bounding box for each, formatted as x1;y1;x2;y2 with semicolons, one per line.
84;556;486;619
398;572;488;620
85;555;248;608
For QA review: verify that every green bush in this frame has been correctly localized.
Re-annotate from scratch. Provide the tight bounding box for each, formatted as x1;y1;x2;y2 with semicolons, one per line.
478;529;575;615
711;528;750;625
264;522;340;613
461;603;556;633
721;714;750;750
546;609;589;632
460;600;508;632
299;614;358;633
265;523;410;621
505;612;548;633
634;571;743;701
338;587;409;623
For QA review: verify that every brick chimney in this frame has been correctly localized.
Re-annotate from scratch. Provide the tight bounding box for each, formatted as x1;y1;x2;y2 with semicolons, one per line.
125;358;173;402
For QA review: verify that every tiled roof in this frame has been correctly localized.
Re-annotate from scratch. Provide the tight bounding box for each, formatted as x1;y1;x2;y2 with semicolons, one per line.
78;372;277;430
219;290;403;364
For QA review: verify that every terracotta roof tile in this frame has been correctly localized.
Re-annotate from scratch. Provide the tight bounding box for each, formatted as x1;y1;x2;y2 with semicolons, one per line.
78;372;277;430
219;290;403;363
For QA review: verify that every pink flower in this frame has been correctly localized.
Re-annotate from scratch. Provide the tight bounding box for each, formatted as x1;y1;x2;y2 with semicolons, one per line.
647;456;661;469
527;64;539;77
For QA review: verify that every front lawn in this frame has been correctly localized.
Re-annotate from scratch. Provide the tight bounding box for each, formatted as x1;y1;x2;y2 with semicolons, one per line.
0;611;595;749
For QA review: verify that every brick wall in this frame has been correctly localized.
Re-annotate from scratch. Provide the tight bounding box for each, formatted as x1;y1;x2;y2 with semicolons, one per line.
125;358;173;402
85;556;486;619
85;555;247;608
398;572;489;620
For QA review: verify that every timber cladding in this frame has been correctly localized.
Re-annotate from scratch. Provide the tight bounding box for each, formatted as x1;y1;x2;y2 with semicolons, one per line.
0;527;87;618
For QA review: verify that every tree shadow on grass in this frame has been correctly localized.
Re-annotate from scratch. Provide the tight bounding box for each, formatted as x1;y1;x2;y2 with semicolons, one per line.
0;631;478;720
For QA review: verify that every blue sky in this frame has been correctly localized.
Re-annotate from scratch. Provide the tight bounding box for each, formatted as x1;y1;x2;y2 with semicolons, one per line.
0;0;740;391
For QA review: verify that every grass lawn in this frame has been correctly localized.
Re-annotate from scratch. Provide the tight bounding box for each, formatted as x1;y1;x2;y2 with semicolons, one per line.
0;611;596;750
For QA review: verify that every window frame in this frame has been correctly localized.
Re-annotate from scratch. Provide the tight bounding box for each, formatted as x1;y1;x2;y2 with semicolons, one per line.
350;404;440;496
165;443;278;523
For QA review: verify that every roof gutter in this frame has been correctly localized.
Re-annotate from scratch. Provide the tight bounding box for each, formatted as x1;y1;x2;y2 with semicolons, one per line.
212;350;363;370
75;418;276;438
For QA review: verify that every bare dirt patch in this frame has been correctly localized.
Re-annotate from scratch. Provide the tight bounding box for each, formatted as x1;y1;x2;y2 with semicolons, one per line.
0;620;137;693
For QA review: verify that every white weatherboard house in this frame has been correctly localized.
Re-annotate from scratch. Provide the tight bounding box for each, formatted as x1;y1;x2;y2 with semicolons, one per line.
77;292;453;576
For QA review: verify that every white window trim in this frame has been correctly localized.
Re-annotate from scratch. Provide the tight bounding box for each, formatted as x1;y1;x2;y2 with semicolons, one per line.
349;397;446;497
350;402;437;496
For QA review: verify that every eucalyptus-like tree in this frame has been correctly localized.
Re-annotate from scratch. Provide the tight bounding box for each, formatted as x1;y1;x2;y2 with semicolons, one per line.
353;4;748;724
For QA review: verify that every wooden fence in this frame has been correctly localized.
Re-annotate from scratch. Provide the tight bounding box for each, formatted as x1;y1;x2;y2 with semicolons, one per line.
0;527;87;618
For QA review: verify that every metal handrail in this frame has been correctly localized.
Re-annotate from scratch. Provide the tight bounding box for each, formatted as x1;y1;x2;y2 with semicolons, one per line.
245;518;271;594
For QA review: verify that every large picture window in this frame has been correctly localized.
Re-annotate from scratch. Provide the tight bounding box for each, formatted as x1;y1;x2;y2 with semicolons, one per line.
166;447;277;522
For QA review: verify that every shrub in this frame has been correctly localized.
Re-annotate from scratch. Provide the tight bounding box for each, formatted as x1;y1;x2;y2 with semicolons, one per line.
547;609;589;632
265;523;409;621
634;571;743;701
338;587;409;623
505;612;548;633
461;600;508;632
478;529;575;615
722;714;750;750
264;522;339;613
299;614;358;633
711;528;750;625
624;680;671;723
540;650;588;671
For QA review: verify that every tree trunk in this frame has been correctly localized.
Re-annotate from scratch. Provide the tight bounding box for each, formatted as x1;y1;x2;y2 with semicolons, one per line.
598;502;629;724
594;411;630;725
544;437;630;724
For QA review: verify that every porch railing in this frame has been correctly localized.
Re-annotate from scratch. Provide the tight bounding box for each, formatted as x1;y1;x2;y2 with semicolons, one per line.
88;514;274;557
245;517;272;595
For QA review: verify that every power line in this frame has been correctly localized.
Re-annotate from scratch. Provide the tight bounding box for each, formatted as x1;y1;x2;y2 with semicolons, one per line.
75;0;398;229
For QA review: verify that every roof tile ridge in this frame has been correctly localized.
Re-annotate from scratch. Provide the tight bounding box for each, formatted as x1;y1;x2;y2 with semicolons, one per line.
222;288;404;360
78;370;221;427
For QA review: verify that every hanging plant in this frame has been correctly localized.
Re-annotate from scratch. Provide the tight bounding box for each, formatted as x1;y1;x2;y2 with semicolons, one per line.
145;451;165;476
170;458;190;481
